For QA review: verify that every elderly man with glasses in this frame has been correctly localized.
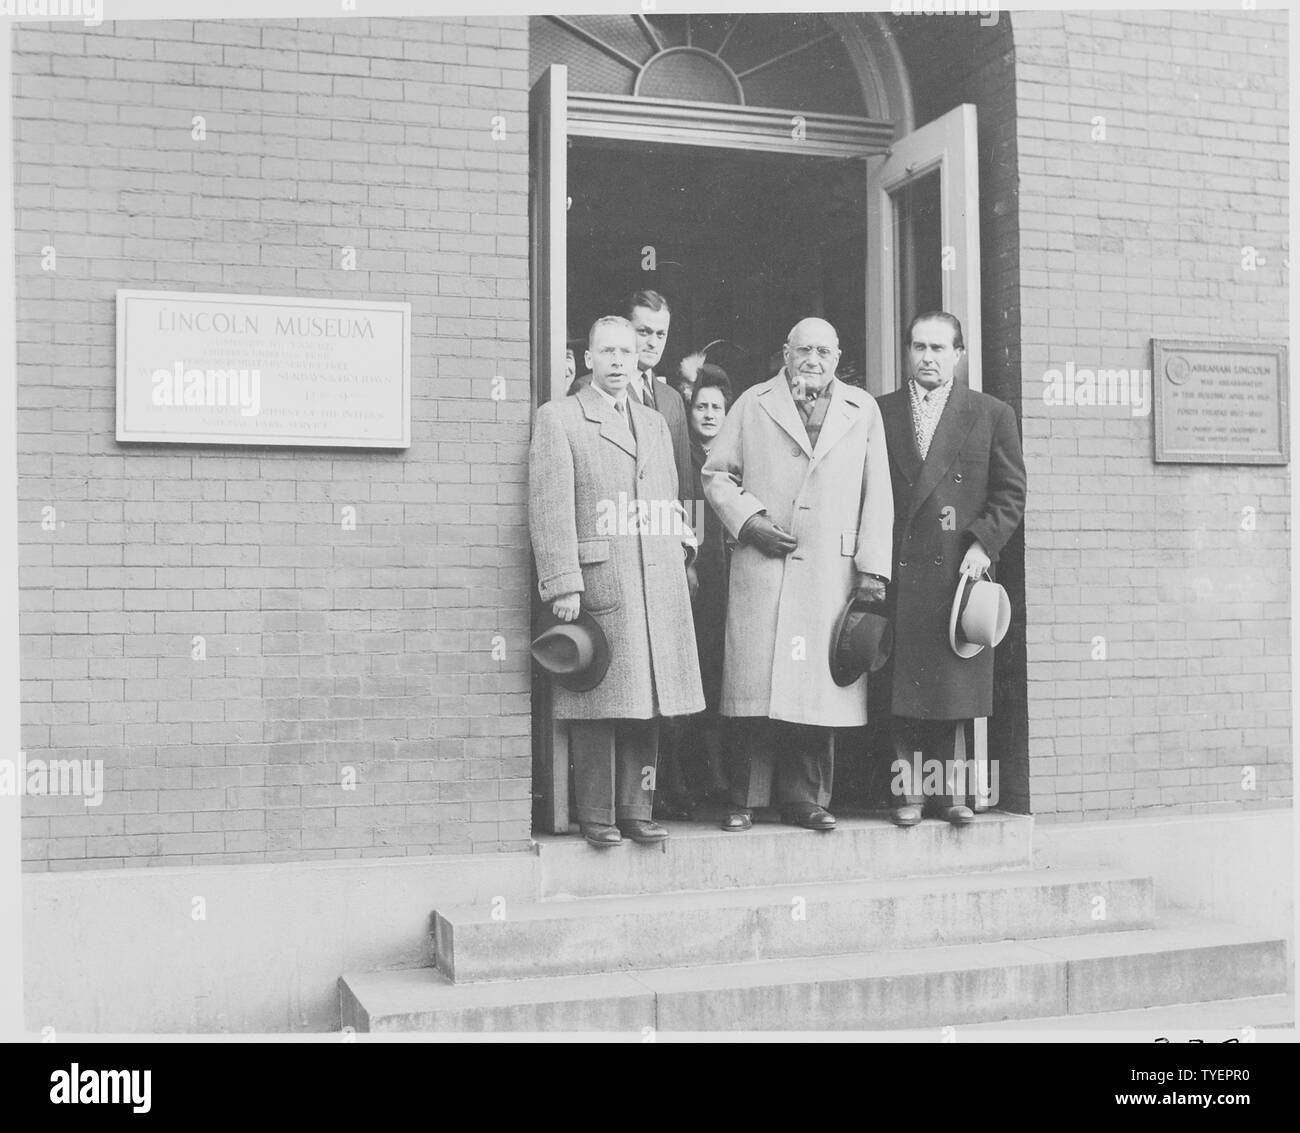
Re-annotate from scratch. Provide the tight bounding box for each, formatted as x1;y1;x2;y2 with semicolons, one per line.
702;317;894;832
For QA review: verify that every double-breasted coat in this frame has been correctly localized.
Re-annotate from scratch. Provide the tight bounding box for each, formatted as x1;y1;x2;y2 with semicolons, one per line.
528;384;705;721
876;381;1027;720
701;374;894;727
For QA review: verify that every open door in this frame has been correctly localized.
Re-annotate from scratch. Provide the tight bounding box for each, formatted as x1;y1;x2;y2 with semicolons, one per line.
529;65;570;833
865;104;993;810
866;103;982;396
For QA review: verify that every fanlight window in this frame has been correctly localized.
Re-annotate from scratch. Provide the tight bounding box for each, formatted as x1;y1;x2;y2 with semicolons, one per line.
530;13;869;117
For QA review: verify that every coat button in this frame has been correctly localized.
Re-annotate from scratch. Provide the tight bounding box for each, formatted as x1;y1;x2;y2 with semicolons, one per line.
898;559;908;568
639;469;646;479
934;555;944;565
791;447;801;457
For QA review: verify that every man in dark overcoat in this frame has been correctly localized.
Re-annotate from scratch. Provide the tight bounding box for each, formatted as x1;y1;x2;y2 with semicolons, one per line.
877;311;1027;826
625;290;692;505
624;289;696;819
528;316;705;847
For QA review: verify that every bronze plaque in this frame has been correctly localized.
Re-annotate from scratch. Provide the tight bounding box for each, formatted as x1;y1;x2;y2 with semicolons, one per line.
1153;339;1289;464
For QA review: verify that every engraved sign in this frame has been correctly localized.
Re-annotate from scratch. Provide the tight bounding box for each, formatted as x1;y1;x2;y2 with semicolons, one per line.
1152;339;1288;464
116;290;411;448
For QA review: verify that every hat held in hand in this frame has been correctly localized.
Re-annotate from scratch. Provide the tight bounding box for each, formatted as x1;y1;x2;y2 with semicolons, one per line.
949;572;1011;659
829;594;893;687
531;607;610;692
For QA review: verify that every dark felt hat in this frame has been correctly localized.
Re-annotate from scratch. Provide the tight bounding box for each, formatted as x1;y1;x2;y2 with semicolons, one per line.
530;608;610;692
829;595;893;687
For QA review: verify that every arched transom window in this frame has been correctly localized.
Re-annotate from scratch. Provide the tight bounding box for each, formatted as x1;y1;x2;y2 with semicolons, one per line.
532;13;870;117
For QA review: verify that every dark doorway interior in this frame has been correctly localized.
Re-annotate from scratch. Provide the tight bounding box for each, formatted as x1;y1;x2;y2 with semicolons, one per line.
566;136;896;813
567;138;867;395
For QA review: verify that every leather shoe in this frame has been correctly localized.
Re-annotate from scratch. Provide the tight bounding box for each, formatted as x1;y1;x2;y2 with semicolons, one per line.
782;806;836;831
721;808;752;832
936;804;975;826
580;822;622;847
891;805;923;827
618;819;669;844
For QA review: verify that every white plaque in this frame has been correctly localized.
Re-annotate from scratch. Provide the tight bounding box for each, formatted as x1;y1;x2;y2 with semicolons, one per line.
116;290;411;448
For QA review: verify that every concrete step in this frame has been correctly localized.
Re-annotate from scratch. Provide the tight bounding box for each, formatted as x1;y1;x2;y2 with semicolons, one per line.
340;917;1286;1033
434;868;1155;982
535;811;1033;899
956;993;1294;1036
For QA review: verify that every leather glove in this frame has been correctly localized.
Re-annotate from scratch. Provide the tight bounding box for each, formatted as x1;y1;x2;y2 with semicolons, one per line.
850;575;887;605
739;513;798;558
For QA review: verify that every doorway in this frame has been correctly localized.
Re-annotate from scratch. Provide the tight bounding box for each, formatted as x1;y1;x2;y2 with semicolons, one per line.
529;57;990;833
567;138;867;396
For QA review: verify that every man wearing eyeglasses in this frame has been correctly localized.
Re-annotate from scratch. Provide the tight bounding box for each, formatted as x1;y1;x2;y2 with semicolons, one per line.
702;317;894;833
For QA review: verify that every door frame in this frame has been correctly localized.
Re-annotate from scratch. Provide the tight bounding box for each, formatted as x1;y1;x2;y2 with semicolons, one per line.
529;68;992;829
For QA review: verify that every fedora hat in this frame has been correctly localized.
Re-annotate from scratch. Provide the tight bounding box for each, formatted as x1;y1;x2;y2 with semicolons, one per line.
949;572;1011;659
829;595;893;687
530;608;610;692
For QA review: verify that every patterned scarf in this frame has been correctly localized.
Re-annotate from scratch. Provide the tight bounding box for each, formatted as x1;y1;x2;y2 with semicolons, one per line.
909;378;953;460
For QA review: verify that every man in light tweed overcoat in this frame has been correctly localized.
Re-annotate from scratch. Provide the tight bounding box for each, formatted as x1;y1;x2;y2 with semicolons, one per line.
528;316;704;848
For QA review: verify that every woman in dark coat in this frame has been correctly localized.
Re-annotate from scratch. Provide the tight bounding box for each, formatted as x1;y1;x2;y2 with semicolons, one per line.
681;359;734;802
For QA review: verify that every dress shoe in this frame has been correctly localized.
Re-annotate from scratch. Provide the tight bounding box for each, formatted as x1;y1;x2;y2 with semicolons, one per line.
617;818;669;844
936;804;975;826
580;822;622;847
781;806;836;831
891;804;923;827
720;808;752;832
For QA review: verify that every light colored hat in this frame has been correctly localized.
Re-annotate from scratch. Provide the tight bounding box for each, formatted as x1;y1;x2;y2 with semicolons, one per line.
948;572;1011;659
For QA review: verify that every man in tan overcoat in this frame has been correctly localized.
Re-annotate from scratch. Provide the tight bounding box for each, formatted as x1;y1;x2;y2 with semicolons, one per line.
702;317;893;832
528;316;705;848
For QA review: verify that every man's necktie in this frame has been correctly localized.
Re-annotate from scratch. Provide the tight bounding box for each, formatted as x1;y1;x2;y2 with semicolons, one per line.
642;373;657;410
796;384;819;424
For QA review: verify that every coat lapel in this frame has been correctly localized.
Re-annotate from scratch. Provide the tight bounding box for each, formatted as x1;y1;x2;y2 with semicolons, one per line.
578;383;636;459
880;389;922;486
907;382;978;518
756;372;814;459
627;394;656;480
809;379;862;464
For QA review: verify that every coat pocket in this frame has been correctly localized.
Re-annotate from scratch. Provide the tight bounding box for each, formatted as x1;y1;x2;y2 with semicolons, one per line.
577;538;621;613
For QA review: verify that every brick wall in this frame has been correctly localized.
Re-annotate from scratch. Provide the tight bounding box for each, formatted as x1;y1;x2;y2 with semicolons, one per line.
14;16;535;869
1013;9;1291;820
13;11;1290;864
